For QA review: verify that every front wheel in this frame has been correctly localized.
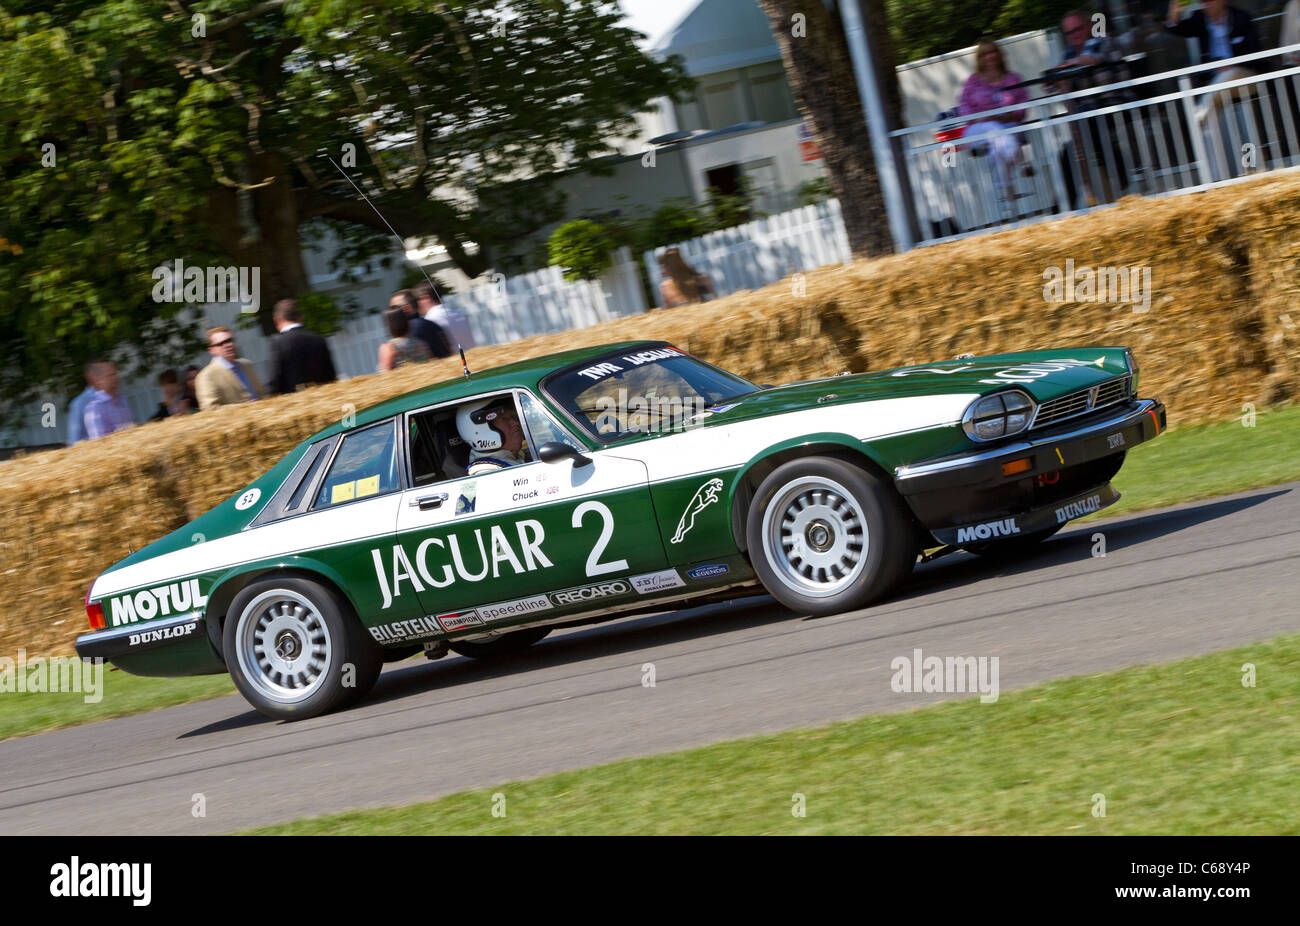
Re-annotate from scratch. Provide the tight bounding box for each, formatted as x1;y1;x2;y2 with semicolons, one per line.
223;577;382;720
746;456;916;616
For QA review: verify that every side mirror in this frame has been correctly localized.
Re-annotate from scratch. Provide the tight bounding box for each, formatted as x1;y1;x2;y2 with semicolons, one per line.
537;441;592;468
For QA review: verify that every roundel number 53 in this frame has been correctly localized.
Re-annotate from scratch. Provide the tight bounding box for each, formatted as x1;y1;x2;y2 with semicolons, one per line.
572;501;629;577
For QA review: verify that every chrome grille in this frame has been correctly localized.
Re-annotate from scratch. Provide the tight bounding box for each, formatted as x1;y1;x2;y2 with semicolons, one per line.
1031;375;1131;429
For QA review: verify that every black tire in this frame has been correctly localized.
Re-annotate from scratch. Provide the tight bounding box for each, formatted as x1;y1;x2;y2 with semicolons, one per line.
963;525;1062;557
223;576;383;720
745;456;916;616
448;627;550;659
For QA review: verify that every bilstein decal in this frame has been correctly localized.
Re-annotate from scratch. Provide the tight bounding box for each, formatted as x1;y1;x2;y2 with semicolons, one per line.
109;579;208;627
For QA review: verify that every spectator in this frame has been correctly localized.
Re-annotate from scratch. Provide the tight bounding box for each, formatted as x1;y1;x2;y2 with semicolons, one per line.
657;248;715;308
149;369;193;421
66;361;98;445
268;298;337;394
195;326;265;410
182;364;200;410
1047;9;1133;207
414;281;475;351
958;37;1031;195
377;307;432;372
389;289;450;358
1164;0;1261;86
1166;0;1263;179
1284;0;1300;67
83;360;135;440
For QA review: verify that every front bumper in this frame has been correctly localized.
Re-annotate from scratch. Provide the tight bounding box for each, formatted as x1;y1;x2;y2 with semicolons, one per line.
894;398;1165;541
895;398;1164;493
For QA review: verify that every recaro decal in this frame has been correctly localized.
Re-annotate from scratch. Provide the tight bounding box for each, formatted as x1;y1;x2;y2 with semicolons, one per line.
671;478;724;544
109;579;209;627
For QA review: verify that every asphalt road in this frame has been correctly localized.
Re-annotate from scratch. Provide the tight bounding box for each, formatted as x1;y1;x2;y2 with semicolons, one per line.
2;483;1297;835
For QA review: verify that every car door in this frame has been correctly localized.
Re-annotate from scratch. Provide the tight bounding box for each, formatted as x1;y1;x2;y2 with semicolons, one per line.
381;389;669;638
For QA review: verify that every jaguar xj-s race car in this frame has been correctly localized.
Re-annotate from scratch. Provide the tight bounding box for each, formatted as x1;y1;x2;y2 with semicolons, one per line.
77;340;1164;718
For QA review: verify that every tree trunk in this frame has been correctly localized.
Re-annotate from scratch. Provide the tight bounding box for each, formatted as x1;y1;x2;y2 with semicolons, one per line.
758;0;899;258
209;152;309;335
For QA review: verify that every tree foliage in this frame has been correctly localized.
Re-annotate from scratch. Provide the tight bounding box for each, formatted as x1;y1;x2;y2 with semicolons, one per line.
547;219;615;281
0;0;690;415
886;0;1085;62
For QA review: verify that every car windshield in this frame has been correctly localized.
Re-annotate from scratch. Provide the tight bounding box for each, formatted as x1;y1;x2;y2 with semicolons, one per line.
543;346;756;442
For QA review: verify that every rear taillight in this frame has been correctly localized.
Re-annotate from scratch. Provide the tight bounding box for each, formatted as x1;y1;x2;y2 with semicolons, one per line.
86;591;106;631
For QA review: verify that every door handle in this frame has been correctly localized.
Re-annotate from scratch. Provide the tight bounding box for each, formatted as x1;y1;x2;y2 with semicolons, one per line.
409;492;449;510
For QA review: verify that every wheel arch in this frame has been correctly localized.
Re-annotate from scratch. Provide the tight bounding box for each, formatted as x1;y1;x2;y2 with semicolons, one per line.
203;557;362;658
727;434;897;553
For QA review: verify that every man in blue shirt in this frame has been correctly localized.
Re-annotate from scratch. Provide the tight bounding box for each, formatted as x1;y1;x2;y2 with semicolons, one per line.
83;360;135;440
65;361;98;445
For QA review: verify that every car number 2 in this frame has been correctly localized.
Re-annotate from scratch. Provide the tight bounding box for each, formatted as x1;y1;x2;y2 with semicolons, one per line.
572;501;630;577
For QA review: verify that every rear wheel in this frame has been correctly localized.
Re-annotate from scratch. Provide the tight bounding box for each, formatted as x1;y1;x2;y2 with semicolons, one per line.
223;577;382;720
448;627;551;659
746;456;915;616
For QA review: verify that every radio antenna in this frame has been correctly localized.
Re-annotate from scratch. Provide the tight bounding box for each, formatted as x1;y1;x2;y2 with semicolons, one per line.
325;155;442;303
459;345;471;379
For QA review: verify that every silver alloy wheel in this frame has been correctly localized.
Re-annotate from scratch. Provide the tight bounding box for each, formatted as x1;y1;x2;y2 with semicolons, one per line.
761;475;868;598
235;589;333;704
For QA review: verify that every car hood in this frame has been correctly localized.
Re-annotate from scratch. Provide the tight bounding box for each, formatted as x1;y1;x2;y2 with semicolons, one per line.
693;347;1132;425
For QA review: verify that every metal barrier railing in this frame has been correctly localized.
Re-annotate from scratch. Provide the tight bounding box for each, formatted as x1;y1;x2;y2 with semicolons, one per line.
892;41;1300;245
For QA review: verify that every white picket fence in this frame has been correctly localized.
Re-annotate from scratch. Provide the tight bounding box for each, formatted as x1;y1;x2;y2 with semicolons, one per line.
643;199;851;306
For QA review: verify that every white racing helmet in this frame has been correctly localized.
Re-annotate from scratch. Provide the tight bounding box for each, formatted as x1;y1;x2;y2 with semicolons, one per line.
456;398;514;453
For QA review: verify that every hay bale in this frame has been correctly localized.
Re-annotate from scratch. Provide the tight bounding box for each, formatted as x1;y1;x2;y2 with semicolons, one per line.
7;171;1300;655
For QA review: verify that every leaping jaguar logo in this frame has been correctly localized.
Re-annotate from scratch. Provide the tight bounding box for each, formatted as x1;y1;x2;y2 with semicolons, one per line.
672;478;724;544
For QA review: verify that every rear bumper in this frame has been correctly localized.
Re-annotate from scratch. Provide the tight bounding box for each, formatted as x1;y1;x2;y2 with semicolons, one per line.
894;398;1164;542
75;612;205;661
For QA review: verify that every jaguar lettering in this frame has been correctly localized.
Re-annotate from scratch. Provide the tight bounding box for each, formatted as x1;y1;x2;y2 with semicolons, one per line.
370;519;552;609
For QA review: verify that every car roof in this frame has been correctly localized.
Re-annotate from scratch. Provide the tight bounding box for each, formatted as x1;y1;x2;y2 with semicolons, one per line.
309;339;669;442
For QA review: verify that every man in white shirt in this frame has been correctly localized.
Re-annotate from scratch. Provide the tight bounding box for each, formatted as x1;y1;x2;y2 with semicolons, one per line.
415;282;475;351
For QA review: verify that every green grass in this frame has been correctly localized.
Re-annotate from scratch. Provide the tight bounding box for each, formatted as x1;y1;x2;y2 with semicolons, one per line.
0;669;234;742
244;634;1300;835
1096;403;1300;519
5;405;1296;743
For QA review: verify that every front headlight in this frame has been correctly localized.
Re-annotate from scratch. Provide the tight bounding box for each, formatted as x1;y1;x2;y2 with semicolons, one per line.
1123;348;1139;395
962;390;1035;442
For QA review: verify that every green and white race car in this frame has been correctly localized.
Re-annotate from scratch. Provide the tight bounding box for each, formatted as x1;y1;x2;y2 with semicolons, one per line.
77;340;1165;719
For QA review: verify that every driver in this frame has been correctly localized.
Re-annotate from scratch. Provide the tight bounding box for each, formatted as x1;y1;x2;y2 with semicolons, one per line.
456;397;529;476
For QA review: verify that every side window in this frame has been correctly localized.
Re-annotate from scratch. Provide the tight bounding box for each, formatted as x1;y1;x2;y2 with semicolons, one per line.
314;421;399;508
519;392;582;452
407;407;471;488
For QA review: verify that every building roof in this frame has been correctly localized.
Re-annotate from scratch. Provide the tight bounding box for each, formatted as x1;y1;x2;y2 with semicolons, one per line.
653;0;783;77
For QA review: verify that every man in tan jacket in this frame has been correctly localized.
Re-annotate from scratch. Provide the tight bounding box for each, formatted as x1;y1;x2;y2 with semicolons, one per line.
195;326;266;410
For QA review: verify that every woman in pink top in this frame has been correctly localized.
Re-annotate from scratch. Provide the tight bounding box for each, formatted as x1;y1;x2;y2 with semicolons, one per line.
958;37;1030;193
